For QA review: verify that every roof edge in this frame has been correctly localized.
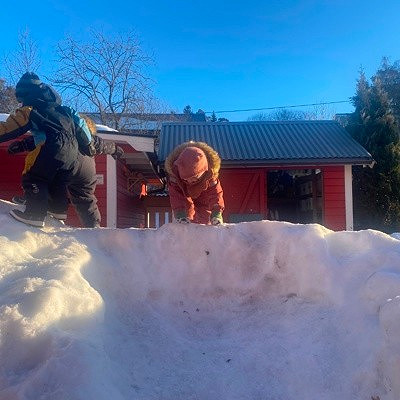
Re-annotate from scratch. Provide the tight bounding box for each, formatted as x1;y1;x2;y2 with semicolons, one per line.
161;120;339;126
159;157;374;167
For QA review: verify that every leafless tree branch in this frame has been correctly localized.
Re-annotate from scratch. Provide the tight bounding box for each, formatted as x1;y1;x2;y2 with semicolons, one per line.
51;29;155;130
3;29;41;84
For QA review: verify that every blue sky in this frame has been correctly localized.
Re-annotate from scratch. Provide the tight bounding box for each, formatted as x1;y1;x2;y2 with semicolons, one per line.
1;0;400;121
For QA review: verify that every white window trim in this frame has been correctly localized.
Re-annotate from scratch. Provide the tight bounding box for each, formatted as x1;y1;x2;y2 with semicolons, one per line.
106;155;117;228
344;165;353;231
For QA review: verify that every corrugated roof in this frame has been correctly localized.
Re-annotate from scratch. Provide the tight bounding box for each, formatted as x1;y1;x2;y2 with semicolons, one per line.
158;121;374;166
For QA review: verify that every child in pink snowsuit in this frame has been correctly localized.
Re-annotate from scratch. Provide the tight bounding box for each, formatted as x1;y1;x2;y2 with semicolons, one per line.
164;141;224;225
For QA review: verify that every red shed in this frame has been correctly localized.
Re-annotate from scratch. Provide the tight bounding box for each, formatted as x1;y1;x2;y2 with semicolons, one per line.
150;120;374;231
0;114;160;228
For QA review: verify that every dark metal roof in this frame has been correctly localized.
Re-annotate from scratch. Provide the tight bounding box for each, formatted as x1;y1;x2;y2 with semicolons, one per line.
158;120;374;166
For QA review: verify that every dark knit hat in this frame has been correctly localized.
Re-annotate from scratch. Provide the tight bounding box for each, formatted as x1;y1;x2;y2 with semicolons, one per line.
15;72;42;101
174;146;209;180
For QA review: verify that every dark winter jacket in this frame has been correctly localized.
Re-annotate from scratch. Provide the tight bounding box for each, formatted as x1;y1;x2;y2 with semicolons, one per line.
0;84;79;165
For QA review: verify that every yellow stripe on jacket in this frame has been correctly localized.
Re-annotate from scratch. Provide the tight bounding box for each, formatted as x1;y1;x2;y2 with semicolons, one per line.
0;107;32;139
23;143;44;175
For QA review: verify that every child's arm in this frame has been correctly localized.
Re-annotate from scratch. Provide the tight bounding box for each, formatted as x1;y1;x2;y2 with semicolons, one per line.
0;107;33;142
168;180;194;220
207;180;225;224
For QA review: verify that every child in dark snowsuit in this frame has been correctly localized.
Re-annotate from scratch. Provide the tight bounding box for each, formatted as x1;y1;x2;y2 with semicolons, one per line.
164;141;224;225
8;114;123;227
0;73;83;227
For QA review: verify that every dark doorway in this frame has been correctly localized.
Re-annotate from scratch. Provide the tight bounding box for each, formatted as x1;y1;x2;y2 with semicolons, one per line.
267;169;322;224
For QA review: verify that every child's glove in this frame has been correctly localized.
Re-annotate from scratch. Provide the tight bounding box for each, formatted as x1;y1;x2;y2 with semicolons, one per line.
7;140;29;154
210;211;223;225
112;146;124;160
175;217;191;224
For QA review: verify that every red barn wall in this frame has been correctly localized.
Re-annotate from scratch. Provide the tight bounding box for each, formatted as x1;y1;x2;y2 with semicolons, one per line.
219;168;266;222
322;165;346;231
0;143;26;201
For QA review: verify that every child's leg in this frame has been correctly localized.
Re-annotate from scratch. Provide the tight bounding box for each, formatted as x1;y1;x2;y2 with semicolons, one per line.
68;155;101;227
48;180;69;219
12;146;44;204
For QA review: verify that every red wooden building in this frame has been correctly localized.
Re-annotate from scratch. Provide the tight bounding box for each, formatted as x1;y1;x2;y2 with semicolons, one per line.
152;121;374;231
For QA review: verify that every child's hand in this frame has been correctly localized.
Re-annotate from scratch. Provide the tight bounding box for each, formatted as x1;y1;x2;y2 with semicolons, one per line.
210;211;223;225
7;140;26;154
211;217;222;225
112;146;124;160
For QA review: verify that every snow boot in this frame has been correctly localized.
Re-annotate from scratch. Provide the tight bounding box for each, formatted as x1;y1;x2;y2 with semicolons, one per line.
12;195;26;205
48;211;67;221
10;209;45;227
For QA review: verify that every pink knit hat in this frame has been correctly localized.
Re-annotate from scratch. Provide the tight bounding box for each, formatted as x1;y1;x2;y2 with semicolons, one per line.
174;146;209;180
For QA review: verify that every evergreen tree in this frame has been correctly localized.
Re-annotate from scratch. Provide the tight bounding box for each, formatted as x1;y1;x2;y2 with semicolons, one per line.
348;70;400;232
210;111;217;122
183;105;192;114
373;57;400;123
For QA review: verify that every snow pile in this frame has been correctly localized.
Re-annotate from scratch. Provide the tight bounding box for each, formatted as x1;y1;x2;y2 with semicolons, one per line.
1;199;400;400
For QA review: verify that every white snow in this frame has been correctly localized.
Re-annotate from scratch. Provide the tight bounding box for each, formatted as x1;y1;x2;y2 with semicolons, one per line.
1;199;400;400
96;124;118;132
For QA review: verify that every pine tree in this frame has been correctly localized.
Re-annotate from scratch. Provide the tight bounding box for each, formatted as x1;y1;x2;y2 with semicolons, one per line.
210;111;217;122
183;105;192;114
348;70;400;232
374;57;400;123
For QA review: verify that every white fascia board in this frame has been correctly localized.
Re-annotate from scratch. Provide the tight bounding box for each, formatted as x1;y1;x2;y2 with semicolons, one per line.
97;133;154;152
344;165;354;231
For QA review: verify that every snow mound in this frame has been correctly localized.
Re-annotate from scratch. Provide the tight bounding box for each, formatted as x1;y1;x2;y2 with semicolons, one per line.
0;199;400;400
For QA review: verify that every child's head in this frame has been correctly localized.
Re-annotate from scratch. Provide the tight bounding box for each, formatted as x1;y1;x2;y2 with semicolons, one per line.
15;72;42;104
174;146;208;183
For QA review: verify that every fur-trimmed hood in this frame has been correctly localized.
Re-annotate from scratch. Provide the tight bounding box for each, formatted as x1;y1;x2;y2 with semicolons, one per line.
165;141;221;180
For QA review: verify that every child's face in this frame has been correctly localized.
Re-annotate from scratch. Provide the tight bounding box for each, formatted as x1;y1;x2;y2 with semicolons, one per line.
182;171;206;184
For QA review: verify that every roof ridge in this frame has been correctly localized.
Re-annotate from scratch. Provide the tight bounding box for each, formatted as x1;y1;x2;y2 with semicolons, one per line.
161;120;339;125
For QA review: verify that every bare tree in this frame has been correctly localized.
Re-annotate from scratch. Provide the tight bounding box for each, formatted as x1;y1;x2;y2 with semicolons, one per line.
52;30;154;130
248;103;336;122
3;29;41;84
248;109;305;121
303;102;336;120
0;79;19;112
